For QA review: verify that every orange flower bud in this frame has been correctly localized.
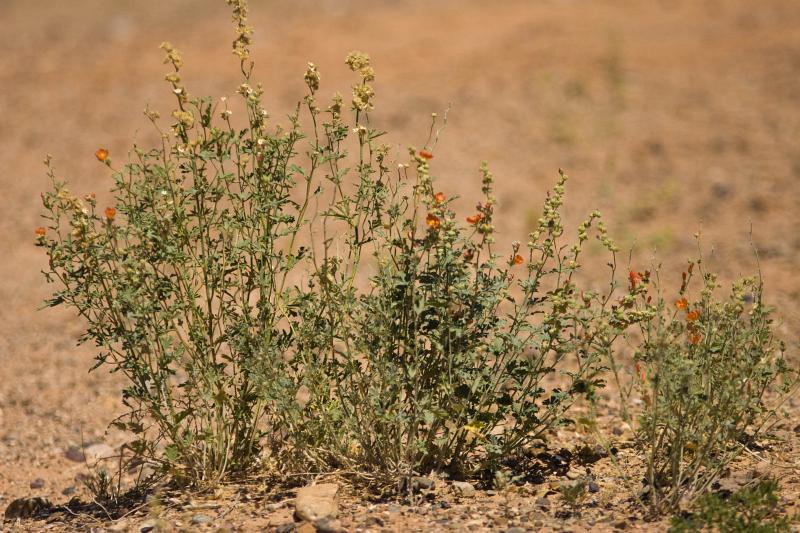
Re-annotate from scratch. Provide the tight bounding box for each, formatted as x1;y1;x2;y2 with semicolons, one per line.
434;192;446;203
466;214;483;225
105;207;116;220
95;148;109;162
688;332;702;345
686;309;700;322
513;254;524;266
35;226;46;237
426;213;440;229
675;298;688;310
419;149;433;160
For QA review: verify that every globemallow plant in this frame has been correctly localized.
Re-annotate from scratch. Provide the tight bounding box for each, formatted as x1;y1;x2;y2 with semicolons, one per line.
36;0;639;488
35;0;794;500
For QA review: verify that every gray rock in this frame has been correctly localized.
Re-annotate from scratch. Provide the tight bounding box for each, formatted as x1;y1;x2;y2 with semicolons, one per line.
294;483;339;522
4;497;51;519
411;476;435;490
315;517;343;532
191;513;213;525
452;481;476;498
29;478;45;489
506;528;527;533
61;486;76;496
265;500;287;512
64;445;85;462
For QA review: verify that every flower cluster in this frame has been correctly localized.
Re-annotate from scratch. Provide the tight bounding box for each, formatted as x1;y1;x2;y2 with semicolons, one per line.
346;51;375;111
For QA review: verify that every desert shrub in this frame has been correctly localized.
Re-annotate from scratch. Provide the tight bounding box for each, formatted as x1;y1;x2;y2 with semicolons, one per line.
37;0;641;488
288;52;646;483
628;263;796;512
669;479;795;533
37;0;795;496
37;2;308;484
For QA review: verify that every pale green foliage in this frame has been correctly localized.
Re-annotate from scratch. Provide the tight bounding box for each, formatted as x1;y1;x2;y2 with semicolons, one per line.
629;266;795;513
670;480;795;532
35;0;795;497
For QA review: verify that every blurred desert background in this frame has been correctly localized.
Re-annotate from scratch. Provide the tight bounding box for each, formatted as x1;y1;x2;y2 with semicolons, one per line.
2;0;800;529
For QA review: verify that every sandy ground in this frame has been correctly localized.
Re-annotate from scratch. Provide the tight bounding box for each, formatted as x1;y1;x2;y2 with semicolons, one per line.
2;0;800;530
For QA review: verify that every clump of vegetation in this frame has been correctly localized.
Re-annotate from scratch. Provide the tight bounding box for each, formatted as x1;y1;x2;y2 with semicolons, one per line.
295;147;639;486
36;0;640;489
38;1;308;484
626;261;795;512
670;479;795;532
34;0;796;509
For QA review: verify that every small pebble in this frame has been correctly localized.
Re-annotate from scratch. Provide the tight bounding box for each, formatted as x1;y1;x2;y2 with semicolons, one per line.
315;517;342;533
411;476;435;490
452;481;476;498
191;514;213;525
265;501;286;512
64;445;85;463
29;478;45;489
62;486;76;496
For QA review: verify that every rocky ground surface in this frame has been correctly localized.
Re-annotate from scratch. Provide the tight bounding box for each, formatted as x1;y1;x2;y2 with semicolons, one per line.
2;0;800;531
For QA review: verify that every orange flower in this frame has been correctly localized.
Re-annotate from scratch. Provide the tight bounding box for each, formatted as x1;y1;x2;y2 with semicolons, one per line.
675;298;688;310
513;254;524;266
434;192;446;203
426;213;440;229
635;361;647;381
686;309;700;322
419;149;434;160
466;213;483;225
105;207;116;220
688;332;702;345
95;148;109;162
629;270;641;288
35;226;46;237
